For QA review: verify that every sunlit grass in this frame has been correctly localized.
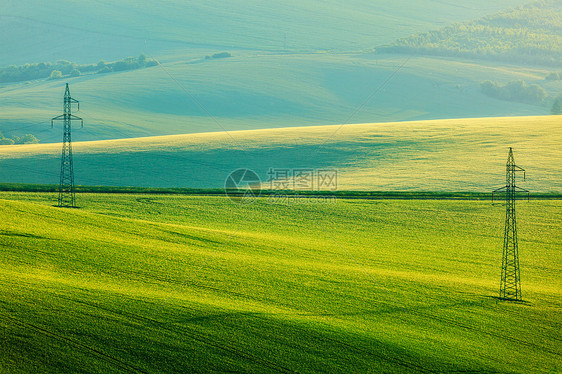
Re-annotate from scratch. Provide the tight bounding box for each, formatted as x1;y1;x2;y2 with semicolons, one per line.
1;115;561;191
0;194;560;372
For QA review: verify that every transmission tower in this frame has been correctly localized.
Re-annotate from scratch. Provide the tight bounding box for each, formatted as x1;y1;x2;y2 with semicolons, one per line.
492;147;529;301
51;83;83;208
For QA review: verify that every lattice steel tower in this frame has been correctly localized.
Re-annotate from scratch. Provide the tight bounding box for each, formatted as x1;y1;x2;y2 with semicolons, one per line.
492;148;529;301
51;83;83;208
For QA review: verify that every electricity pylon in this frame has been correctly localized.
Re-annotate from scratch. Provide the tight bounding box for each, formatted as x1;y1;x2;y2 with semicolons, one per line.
51;83;83;208
492;147;529;301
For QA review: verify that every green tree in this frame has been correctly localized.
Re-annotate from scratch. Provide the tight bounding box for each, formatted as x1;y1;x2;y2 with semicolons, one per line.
525;84;547;103
0;138;15;145
49;70;62;80
18;134;39;144
69;69;81;77
97;66;112;74
552;95;562;114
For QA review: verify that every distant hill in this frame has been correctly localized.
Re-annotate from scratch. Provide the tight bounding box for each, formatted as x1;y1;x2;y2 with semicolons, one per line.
0;54;556;142
2;1;554;143
0;116;560;192
377;0;562;66
1;1;555;144
1;0;531;66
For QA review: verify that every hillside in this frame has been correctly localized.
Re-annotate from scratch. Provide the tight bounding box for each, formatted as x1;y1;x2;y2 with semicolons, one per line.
0;194;560;373
0;55;558;142
0;116;560;192
377;0;562;66
1;0;531;66
2;1;554;142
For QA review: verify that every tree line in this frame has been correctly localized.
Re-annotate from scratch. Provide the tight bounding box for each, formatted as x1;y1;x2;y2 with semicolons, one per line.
480;79;562;114
376;0;562;66
0;131;38;145
0;54;158;83
480;80;547;104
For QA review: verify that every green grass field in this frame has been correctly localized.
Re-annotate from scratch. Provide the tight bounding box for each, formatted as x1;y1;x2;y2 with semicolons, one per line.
2;3;560;372
1;116;561;191
0;193;560;373
1;53;556;142
2;1;557;144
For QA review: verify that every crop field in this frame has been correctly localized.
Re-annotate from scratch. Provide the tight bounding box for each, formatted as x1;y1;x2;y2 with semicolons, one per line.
0;193;560;373
1;116;561;191
1;54;557;142
2;1;558;146
1;1;561;373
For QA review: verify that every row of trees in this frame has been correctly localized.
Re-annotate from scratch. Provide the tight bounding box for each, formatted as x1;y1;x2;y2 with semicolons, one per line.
0;54;157;83
0;131;39;145
480;79;562;114
205;52;232;60
95;54;158;75
480;80;548;104
376;1;562;66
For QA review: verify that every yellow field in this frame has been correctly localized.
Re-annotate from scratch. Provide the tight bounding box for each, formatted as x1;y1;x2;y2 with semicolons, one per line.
0;115;561;191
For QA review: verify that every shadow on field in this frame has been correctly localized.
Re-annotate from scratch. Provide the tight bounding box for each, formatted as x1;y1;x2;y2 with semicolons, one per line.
0;230;49;240
487;295;532;306
278;298;488;318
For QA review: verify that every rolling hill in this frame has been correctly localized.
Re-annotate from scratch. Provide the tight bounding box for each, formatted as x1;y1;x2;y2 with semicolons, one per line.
0;54;558;142
1;0;532;65
0;194;560;372
377;0;562;66
0;115;560;192
2;1;556;143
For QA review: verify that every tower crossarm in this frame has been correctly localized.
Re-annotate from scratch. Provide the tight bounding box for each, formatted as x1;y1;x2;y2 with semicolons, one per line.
51;114;84;128
514;165;526;180
491;186;507;204
514;186;530;201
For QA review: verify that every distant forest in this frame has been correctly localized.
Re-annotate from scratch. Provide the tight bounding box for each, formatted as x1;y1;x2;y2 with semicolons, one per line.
0;54;158;84
0;131;38;145
376;0;562;66
480;80;547;104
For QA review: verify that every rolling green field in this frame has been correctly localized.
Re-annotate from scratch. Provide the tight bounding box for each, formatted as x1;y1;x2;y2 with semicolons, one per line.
2;3;560;373
378;0;562;66
1;0;531;65
0;193;560;373
2;1;557;142
1;116;561;191
1;53;557;142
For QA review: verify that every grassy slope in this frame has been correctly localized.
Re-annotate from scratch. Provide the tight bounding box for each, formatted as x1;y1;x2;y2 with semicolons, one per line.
0;193;560;373
1;53;557;142
1;0;531;65
0;116;560;191
377;0;562;66
1;1;552;142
